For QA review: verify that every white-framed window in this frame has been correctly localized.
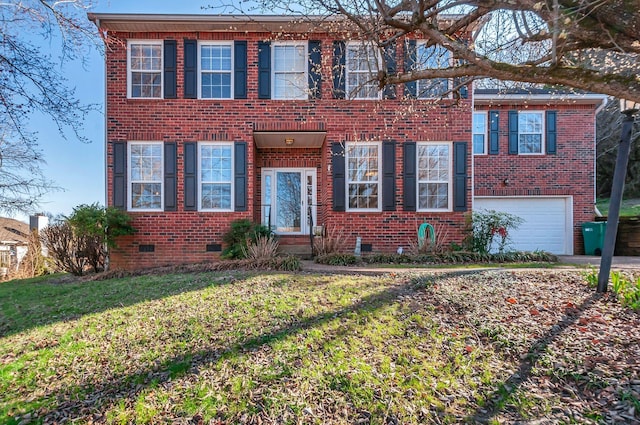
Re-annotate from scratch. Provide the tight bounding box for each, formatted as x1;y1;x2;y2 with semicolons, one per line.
272;42;308;100
346;42;381;100
346;142;381;211
199;42;233;99
199;142;233;211
473;112;487;155
416;42;451;98
128;41;163;99
518;111;544;154
417;142;452;211
128;142;163;211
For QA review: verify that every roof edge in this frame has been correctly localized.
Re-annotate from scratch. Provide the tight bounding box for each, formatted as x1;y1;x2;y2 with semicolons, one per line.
474;92;608;107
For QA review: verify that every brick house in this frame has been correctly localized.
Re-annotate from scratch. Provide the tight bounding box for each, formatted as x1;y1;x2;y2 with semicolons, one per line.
88;13;605;270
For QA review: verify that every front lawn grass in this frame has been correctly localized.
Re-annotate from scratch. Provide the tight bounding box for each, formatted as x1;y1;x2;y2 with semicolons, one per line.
595;198;640;216
1;269;638;424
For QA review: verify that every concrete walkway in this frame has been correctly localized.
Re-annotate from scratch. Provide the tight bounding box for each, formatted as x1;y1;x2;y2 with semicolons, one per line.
557;255;640;269
300;256;640;274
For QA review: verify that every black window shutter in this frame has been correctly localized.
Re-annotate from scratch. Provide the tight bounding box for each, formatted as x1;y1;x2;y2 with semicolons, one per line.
258;41;271;99
234;142;247;212
508;110;519;155
489;110;500;155
184;142;197;211
546;110;557;154
382;141;396;211
454;78;468;99
331;142;345;211
403;142;416;211
453;141;468;212
164;142;177;211
234;41;248;99
163;40;177;99
404;40;417;98
308;40;322;99
383;42;396;99
184;39;197;99
113;142;127;210
332;41;346;99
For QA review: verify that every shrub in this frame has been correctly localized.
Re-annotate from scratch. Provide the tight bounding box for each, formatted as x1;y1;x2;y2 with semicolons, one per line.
15;229;49;279
222;219;272;259
464;209;524;254
243;235;279;261
315;253;358;266
313;225;347;256
42;221;89;276
43;204;135;275
271;255;301;271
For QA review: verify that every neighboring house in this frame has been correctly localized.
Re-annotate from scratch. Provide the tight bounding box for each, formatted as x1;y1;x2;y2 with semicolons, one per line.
88;13;605;270
0;217;30;276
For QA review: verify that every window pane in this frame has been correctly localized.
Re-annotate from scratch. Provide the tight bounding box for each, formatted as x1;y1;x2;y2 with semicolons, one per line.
473;113;486;133
473;134;485;154
418;183;448;209
131;183;162;209
417;143;449;210
202;183;231;209
348;183;378;209
417;44;450;69
202;72;232;99
347;144;379;209
417;79;449;98
519;134;542;154
519;113;542;133
200;145;232;209
274;72;306;99
346;44;379;99
201;45;232;71
415;43;450;98
274;45;305;72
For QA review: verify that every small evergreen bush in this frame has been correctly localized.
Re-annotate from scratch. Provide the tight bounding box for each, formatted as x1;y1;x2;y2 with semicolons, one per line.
222;219;272;259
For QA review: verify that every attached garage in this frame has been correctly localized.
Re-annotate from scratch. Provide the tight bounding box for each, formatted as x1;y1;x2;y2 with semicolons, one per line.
474;197;573;255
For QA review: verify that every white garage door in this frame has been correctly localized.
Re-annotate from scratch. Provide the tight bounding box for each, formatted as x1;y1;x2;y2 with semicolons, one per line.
474;197;573;255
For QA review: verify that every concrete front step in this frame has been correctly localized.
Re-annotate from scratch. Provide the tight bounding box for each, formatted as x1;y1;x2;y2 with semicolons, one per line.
278;244;313;259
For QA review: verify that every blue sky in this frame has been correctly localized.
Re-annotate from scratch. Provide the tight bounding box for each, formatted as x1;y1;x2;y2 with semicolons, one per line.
23;1;216;221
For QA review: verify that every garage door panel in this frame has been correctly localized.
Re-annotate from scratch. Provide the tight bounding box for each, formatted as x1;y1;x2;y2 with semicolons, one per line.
474;197;571;255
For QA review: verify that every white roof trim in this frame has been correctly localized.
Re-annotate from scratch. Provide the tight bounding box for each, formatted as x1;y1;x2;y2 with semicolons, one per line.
474;92;608;107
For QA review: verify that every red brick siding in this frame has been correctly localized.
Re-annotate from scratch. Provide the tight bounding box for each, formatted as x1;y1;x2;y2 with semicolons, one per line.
103;31;594;269
473;104;596;254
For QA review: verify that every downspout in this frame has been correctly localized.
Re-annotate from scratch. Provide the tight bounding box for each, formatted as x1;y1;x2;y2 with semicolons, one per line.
470;80;475;211
593;97;608;210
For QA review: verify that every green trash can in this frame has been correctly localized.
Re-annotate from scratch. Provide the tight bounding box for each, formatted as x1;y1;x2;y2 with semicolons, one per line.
582;221;607;256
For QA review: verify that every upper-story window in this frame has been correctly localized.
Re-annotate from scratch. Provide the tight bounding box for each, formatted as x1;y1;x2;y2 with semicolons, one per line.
272;42;308;100
346;142;381;210
199;42;233;99
518;111;544;154
128;41;162;99
417;142;452;211
128;142;163;210
473;112;487;155
199;142;233;210
346;43;381;99
416;43;451;98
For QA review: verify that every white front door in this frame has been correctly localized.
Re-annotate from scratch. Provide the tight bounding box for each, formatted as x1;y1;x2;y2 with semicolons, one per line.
262;168;317;235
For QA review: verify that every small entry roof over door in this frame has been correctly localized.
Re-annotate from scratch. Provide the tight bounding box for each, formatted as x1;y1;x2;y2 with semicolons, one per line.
253;131;326;149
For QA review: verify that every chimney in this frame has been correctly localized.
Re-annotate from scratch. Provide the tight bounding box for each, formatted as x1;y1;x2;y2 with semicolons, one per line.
29;214;49;233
